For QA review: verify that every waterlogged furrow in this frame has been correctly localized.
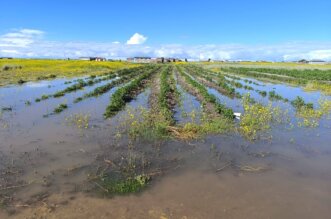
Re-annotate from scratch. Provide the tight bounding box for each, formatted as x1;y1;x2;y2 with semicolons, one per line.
35;74;114;102
214;67;331;127
215;70;305;105
104;65;161;118
73;67;148;103
47;66;154;115
184;65;240;98
125;66;179;140
35;66;146;102
173;74;203;125
223;73;263;87
177;66;234;119
222;66;331;81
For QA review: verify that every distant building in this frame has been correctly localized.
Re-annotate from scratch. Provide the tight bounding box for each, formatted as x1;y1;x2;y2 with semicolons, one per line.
127;57;183;63
79;57;106;61
127;57;152;63
308;59;326;65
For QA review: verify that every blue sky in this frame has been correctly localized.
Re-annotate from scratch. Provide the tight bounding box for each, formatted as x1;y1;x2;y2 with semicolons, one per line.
1;0;331;60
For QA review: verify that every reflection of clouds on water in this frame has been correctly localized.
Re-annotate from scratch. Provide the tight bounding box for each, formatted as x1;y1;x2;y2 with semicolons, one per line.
26;82;50;88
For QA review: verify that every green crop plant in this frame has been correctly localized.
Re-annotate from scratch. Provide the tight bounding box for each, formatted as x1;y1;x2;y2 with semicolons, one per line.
177;66;234;119
158;66;177;124
268;91;284;101
184;65;239;98
291;96;314;110
74;66;148;103
104;66;160;118
53;103;68;114
222;66;331;81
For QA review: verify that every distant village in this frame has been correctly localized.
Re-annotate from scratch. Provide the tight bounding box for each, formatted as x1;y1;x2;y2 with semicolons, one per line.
76;57;330;64
0;56;330;64
77;56;185;63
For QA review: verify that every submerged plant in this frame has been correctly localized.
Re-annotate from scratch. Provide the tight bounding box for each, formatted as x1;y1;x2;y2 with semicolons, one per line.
65;113;90;129
258;90;267;97
268;90;284;101
291;96;314;110
97;174;150;195
41;94;49;100
295;98;331;127
54;103;68;114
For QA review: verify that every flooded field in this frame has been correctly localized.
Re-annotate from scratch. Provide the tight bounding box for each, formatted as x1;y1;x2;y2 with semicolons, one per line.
0;64;331;219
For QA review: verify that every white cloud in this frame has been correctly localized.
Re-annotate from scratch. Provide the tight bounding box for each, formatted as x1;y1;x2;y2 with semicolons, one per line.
1;29;331;61
283;49;331;61
19;29;44;35
126;33;147;45
1;49;19;54
0;28;44;48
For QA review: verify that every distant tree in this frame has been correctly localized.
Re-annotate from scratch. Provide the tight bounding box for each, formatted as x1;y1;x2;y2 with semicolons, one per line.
298;59;308;63
185;58;188;62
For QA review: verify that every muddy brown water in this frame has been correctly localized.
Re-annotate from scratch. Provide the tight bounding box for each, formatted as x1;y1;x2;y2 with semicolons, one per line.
0;76;331;218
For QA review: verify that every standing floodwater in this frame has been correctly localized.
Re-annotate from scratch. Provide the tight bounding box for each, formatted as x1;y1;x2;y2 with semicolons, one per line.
0;63;331;219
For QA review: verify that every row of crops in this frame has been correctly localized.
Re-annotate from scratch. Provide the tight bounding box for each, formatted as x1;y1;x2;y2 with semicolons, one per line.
19;63;331;140
221;67;331;81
